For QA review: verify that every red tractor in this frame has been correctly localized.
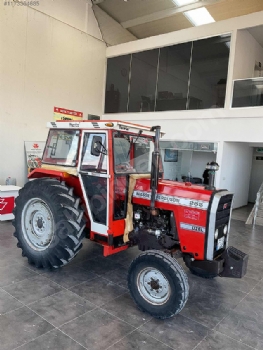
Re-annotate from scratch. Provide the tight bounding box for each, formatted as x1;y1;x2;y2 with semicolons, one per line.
13;120;248;319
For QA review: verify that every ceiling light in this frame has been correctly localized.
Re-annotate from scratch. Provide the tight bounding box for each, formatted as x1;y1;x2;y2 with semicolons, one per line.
173;0;198;6
184;7;215;26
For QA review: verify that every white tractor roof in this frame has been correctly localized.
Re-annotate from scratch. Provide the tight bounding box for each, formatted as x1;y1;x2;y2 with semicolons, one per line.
47;120;165;137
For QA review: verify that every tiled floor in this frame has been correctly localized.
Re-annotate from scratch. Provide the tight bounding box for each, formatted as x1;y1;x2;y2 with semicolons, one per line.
232;203;254;222
0;215;262;350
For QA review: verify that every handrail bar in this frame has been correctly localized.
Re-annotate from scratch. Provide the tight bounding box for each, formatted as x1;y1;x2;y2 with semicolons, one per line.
253;182;263;226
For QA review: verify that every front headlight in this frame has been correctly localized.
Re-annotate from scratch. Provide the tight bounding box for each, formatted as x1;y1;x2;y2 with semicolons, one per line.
223;225;228;235
214;229;219;240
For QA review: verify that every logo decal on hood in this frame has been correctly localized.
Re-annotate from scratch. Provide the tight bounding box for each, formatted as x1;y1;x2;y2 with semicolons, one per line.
133;190;209;210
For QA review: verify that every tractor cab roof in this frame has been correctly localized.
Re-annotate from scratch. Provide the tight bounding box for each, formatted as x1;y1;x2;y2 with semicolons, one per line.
47;120;165;137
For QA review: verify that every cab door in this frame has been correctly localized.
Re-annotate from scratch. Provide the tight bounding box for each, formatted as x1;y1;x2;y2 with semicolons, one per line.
78;131;109;236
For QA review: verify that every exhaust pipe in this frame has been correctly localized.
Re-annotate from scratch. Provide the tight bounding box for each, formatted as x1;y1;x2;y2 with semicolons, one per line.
150;126;161;214
205;161;219;190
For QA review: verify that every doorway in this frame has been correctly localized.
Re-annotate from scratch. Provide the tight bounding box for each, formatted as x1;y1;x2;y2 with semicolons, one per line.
248;147;263;203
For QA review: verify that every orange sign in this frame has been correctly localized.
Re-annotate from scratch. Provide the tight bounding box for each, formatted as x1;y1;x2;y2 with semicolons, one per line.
54;107;83;121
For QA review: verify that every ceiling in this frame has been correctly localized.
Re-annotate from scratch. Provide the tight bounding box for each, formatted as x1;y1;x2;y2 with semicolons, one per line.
92;0;263;43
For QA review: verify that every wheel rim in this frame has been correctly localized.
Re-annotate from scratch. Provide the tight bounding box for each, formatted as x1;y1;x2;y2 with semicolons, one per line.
21;198;54;251
137;267;171;305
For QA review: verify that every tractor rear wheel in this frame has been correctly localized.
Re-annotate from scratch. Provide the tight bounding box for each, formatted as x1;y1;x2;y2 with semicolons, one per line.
128;250;189;319
13;178;86;269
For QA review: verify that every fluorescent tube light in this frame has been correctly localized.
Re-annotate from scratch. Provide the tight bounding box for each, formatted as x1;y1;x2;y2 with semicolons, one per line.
184;7;215;26
173;0;198;6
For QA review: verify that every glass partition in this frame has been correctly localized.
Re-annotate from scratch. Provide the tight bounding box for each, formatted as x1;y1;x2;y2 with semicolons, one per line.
156;43;192;111
188;35;230;109
160;141;217;183
104;34;231;113
128;49;159;112
105;55;131;113
232;78;263;108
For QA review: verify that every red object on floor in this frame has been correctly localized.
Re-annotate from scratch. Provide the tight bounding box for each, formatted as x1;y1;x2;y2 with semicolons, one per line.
0;197;15;215
0;186;21;221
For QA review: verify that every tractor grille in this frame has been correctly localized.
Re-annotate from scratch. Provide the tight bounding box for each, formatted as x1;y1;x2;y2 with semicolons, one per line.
213;194;234;258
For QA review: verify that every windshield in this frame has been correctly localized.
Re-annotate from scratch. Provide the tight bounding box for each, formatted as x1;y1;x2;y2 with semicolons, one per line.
114;132;159;174
42;129;80;167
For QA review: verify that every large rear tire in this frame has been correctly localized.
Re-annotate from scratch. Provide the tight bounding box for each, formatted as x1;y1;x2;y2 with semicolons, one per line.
128;250;189;319
13;178;86;269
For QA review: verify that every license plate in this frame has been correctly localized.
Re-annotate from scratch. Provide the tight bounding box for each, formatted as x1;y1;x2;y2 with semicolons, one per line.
216;236;225;251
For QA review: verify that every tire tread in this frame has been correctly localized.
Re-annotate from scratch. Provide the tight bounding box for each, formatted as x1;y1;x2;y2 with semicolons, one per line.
128;250;189;319
13;178;86;269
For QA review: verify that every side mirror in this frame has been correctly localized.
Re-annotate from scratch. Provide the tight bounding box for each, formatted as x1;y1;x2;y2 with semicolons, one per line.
91;136;103;157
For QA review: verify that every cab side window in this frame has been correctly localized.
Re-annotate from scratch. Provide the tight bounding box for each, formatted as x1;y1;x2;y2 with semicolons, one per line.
80;133;107;172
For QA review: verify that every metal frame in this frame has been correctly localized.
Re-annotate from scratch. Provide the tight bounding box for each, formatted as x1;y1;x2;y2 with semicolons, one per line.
77;130;110;236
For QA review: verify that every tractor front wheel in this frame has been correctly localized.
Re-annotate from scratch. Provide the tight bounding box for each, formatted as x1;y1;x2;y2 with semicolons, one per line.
13;178;86;269
128;250;189;319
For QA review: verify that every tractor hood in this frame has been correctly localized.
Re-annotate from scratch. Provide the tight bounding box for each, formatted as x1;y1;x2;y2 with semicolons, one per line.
132;178;212;210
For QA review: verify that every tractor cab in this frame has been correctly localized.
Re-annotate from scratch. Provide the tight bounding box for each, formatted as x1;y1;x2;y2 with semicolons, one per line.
39;120;163;255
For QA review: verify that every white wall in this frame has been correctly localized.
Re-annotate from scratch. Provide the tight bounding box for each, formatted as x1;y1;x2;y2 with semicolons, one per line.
233;29;263;80
29;0;102;40
0;5;106;186
219;142;253;208
104;109;263;143
248;148;263;202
